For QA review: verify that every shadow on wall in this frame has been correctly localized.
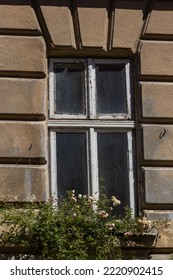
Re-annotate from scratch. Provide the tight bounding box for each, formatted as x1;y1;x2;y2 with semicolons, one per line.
0;0;31;5
38;0;173;12
1;0;172;12
38;0;148;16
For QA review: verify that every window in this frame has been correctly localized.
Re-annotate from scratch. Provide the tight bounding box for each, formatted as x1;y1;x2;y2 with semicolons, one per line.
49;58;135;214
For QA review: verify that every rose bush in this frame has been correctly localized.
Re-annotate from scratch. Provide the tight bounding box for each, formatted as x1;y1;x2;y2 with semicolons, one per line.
0;190;154;260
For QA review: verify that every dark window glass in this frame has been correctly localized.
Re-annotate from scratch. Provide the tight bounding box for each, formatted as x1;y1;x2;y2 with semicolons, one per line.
54;64;85;114
97;133;129;215
56;133;88;199
96;64;127;114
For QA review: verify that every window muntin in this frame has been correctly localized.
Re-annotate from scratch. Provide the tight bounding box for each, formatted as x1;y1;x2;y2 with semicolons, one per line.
49;58;135;214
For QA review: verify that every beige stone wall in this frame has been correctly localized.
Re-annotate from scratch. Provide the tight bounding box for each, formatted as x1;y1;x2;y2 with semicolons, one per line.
0;0;173;254
0;0;47;202
138;0;173;253
139;1;173;209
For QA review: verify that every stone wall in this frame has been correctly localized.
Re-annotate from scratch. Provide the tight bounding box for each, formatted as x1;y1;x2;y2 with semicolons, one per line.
0;0;48;202
0;0;173;257
138;0;173;255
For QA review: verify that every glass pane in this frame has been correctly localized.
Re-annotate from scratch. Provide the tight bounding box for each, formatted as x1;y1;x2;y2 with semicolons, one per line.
97;133;129;215
96;64;127;114
56;132;88;199
54;63;85;114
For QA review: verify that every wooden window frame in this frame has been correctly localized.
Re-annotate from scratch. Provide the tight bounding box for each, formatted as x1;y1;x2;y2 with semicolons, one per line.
48;58;135;214
49;58;131;120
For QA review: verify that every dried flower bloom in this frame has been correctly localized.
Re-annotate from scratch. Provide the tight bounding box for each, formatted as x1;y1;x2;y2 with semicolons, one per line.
78;194;82;199
111;196;121;206
108;227;113;231
110;223;115;227
138;217;149;226
98;210;109;219
98;210;105;216
71;197;77;202
124;231;133;237
88;196;96;205
142;217;148;224
106;222;115;230
103;213;108;218
83;195;87;199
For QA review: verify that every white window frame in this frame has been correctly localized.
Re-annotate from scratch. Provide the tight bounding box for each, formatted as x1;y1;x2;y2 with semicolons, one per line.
50;128;135;213
49;58;135;215
49;58;131;120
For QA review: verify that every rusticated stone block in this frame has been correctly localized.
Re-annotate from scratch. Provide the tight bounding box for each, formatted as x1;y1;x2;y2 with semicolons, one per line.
0;1;40;33
141;82;173;118
0;78;46;117
143;125;173;161
40;0;75;47
0;122;46;159
150;255;170;260
76;0;108;48
0;165;47;202
112;0;147;52
0;36;46;74
143;167;173;204
140;42;173;76
144;210;173;220
144;210;173;248
145;1;173;36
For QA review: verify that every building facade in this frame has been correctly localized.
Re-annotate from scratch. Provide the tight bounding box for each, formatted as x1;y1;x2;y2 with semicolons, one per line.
0;0;173;258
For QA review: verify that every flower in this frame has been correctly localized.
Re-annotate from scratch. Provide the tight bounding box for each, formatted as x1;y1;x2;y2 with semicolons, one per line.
111;196;121;206
138;217;149;226
124;231;133;237
142;217;148;224
98;210;109;219
71;197;77;202
88;196;96;204
72;190;75;196
1;189;160;261
106;222;115;231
